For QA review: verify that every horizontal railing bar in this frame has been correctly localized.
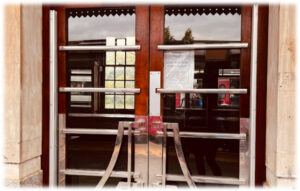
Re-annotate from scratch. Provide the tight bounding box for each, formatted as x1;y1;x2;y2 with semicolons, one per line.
166;131;246;140
59;87;140;93
68;113;135;119
157;43;248;50
59;45;141;51
61;169;137;178
156;174;245;185
63;128;246;140
157;88;247;94
61;128;126;135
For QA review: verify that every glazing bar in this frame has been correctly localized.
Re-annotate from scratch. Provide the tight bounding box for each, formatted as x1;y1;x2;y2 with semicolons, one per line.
166;131;247;140
156;174;246;185
59;87;140;94
49;10;58;187
157;43;248;50
249;4;258;187
59;45;140;51
157;88;247;94
68;113;135;119
61;169;135;178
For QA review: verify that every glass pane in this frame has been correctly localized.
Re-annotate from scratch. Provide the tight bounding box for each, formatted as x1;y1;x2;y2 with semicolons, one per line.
126;37;135;65
68;11;135;42
105;67;114;80
164;6;241;44
126;36;135;45
116;51;125;65
116;39;126;65
106;52;115;65
125;81;134;88
163;46;241;181
66;8;135;186
106;37;116;46
126;52;135;65
117;38;126;46
105;81;114;88
115;95;124;109
115;67;125;80
105;95;114;109
126;67;135;80
125;95;134;109
115;81;124;88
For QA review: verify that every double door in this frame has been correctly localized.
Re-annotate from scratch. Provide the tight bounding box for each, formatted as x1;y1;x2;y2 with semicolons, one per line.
49;5;258;187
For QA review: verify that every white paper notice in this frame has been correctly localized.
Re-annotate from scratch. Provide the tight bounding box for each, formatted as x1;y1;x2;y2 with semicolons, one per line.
164;51;195;89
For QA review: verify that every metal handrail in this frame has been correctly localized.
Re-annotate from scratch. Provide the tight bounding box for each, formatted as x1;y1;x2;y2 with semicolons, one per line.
61;169;137;178
166;131;247;140
59;45;140;51
156;174;246;185
157;88;247;94
157;43;248;51
59;87;140;94
68;113;135;119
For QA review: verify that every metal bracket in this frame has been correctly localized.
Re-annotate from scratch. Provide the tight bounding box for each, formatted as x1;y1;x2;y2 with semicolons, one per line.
95;121;133;188
166;123;196;188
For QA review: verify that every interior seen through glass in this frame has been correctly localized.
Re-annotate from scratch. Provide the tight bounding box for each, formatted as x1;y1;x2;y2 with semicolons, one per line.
64;6;243;187
163;7;242;185
66;8;136;186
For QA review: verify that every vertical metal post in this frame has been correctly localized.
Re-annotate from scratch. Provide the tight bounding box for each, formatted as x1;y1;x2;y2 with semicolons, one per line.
249;4;258;187
127;123;132;187
49;10;58;187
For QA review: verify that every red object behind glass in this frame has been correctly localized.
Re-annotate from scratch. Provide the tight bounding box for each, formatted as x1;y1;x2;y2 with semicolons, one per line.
218;78;230;105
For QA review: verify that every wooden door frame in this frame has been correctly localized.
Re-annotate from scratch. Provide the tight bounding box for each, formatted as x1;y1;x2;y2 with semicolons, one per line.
42;4;150;185
42;4;268;186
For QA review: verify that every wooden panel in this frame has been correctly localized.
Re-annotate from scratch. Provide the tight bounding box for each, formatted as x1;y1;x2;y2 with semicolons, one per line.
149;6;164;73
135;6;150;115
57;6;67;114
42;5;50;186
149;6;164;114
240;6;252;118
255;5;268;185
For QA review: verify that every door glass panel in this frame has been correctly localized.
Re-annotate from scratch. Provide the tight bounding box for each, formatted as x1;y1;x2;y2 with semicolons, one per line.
65;7;136;187
162;6;242;186
164;6;241;43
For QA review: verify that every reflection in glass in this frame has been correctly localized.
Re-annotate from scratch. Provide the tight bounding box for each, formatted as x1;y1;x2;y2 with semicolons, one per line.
68;13;135;42
126;67;135;80
125;81;134;88
106;52;115;65
105;81;114;88
67;8;136;113
115;95;124;109
125;95;134;109
163;24;242;182
105;67;114;80
126;52;135;65
105;95;114;109
66;7;136;187
164;6;241;44
115;67;125;80
115;81;124;89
